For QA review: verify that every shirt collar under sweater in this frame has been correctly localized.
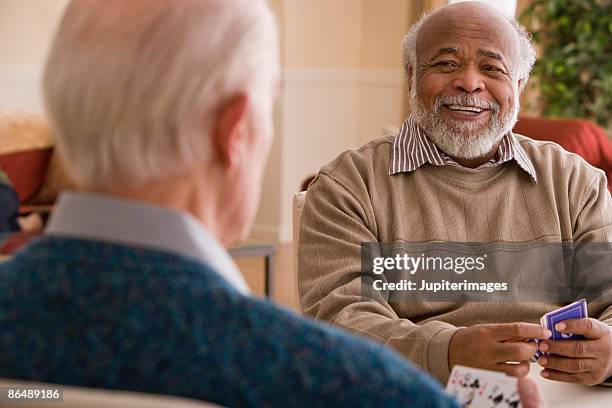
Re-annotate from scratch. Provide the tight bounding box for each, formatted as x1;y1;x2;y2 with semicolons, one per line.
45;192;250;294
389;116;538;182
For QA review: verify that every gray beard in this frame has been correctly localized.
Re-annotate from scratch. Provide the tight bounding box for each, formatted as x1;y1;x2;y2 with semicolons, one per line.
409;81;520;160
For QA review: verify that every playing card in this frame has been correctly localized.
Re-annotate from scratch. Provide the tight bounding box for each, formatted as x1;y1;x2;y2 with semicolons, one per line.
470;376;520;408
446;365;483;406
540;299;588;341
446;365;519;408
526;339;542;362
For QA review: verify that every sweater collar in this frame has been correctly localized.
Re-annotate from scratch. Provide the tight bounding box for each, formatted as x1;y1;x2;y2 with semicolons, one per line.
389;116;538;183
45;192;250;294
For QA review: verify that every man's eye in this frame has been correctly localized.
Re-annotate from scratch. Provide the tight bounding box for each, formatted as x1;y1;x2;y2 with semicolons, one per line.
435;61;457;67
482;65;503;72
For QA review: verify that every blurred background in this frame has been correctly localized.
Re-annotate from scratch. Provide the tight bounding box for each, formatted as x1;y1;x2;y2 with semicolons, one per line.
1;0;610;307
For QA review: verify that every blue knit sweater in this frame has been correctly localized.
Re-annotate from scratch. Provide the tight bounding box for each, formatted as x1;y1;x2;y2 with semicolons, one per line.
0;237;459;407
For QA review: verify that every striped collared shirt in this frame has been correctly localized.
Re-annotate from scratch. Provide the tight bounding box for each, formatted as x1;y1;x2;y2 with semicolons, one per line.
389;116;537;182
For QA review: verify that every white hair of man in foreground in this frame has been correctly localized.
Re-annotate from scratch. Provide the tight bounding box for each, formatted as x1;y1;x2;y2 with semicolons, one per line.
44;0;278;191
43;0;279;245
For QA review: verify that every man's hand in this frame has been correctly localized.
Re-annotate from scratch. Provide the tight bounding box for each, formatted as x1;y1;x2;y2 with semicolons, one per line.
537;318;612;385
449;323;552;377
518;378;548;408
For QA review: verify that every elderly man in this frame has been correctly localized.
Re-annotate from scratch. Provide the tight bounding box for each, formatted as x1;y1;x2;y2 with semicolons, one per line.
298;1;612;388
0;1;473;407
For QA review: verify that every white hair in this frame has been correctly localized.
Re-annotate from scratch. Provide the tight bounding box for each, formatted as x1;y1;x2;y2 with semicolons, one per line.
401;7;536;92
409;83;520;159
44;0;279;189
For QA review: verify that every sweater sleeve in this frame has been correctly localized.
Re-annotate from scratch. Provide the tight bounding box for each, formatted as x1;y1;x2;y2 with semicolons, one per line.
573;169;612;321
572;168;612;385
228;295;461;408
298;171;461;385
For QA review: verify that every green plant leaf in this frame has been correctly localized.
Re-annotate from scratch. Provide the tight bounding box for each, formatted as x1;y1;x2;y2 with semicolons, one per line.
523;0;612;129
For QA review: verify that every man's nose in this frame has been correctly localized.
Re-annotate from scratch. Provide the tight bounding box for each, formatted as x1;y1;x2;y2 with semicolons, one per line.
451;66;485;93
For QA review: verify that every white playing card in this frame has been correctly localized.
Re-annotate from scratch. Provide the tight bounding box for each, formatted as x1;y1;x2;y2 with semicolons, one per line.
446;365;485;406
470;375;519;408
446;365;520;408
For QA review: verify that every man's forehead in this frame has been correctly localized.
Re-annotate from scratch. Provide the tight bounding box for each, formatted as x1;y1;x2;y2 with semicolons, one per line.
416;3;518;62
428;45;507;63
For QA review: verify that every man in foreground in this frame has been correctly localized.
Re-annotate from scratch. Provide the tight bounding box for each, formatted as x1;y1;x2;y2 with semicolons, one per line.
0;0;552;406
298;1;612;387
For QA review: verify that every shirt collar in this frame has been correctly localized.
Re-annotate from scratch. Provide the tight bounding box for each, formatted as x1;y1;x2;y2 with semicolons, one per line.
389;116;537;182
45;192;250;295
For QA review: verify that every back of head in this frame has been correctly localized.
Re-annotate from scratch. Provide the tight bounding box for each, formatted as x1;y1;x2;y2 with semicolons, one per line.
44;0;279;189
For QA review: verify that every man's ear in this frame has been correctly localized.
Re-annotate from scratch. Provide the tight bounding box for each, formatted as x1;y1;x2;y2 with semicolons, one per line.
213;93;249;168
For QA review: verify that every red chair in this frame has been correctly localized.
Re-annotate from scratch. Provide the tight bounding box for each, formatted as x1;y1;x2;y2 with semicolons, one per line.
0;148;53;204
514;117;612;192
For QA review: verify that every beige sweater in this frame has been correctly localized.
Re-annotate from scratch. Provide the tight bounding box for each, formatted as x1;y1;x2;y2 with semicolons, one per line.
298;134;612;384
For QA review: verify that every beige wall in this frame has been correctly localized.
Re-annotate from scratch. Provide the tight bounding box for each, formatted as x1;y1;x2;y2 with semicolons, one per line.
252;0;284;239
0;0;68;65
282;0;362;69
280;0;413;70
0;0;68;113
361;0;410;70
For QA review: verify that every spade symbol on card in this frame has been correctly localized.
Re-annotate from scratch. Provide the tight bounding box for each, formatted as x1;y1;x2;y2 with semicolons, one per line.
507;398;520;408
446;365;519;408
490;392;504;404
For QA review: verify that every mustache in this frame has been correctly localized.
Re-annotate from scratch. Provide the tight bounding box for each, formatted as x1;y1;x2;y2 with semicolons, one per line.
433;94;500;113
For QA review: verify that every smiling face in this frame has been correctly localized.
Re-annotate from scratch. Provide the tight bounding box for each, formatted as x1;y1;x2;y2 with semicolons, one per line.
409;2;522;160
